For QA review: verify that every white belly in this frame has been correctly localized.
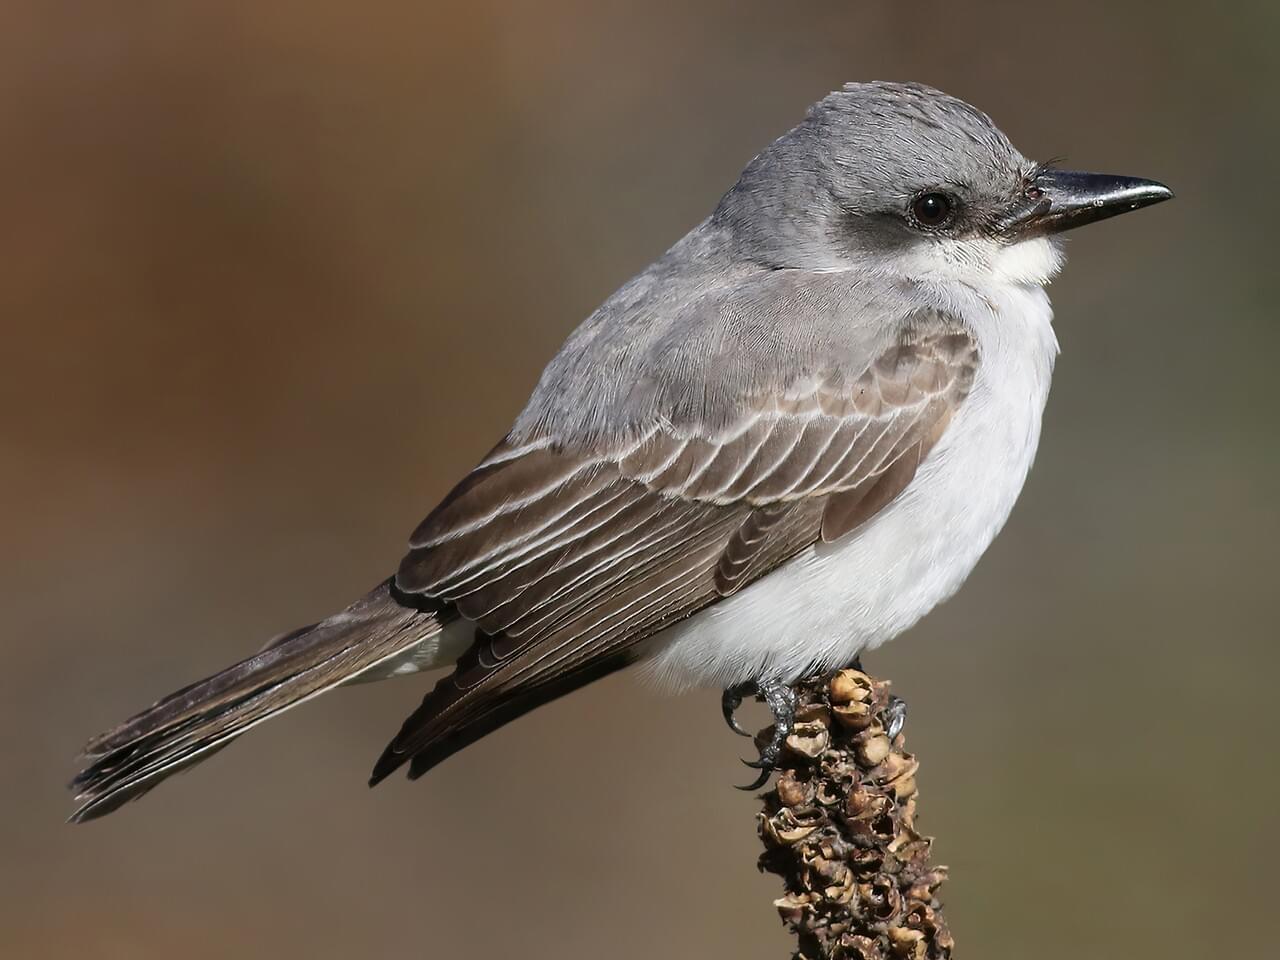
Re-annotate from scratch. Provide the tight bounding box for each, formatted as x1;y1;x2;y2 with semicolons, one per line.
644;283;1059;689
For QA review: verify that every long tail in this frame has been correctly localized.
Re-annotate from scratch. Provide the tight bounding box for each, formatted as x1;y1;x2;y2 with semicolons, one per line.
70;579;441;822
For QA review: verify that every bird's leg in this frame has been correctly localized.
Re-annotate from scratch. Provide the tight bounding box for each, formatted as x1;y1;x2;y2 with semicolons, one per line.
721;680;758;738
736;680;798;791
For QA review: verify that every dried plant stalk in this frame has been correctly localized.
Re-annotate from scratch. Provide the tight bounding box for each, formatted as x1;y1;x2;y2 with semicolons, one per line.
756;669;953;960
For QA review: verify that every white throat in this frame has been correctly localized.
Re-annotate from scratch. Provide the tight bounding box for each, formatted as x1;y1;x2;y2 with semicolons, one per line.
989;236;1065;287
871;234;1066;290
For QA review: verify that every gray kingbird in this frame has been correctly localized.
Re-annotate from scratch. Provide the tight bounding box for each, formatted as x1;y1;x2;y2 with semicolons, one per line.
70;82;1172;821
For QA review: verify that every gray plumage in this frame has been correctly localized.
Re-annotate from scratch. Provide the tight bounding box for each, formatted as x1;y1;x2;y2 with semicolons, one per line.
516;83;1027;443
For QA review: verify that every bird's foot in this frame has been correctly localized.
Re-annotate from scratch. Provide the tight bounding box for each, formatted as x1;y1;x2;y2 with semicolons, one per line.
723;658;902;790
732;680;798;791
885;693;907;741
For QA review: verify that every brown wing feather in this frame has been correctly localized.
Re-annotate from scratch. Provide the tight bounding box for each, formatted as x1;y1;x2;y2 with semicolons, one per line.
372;318;978;783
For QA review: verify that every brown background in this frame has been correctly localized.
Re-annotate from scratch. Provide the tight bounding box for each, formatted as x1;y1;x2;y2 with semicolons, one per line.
2;2;1275;958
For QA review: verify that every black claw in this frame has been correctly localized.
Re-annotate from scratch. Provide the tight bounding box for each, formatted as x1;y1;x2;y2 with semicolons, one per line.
886;693;908;741
721;681;758;738
728;679;797;791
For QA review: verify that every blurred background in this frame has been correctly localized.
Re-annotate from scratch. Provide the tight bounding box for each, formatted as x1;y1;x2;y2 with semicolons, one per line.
2;2;1275;957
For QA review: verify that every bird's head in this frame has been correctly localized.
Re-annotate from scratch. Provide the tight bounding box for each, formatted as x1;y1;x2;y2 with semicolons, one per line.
714;81;1172;286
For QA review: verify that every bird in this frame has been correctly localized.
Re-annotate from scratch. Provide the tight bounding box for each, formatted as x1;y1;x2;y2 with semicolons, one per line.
69;81;1172;822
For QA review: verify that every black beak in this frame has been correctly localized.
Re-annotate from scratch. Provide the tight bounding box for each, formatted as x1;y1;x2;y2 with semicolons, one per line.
1000;169;1173;239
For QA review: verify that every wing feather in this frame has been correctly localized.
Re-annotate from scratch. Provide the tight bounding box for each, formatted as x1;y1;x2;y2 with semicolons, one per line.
374;314;979;783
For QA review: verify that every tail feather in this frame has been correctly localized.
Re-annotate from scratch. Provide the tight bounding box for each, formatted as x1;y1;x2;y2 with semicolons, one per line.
70;579;440;822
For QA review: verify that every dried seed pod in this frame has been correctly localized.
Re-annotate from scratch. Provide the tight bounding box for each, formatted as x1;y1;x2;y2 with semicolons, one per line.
833;935;882;960
754;669;952;960
857;733;892;767
875;751;918;789
831;700;874;729
786;720;832;759
795;703;833;725
810;852;855;903
889;775;917;801
777;770;812;808
829;669;874;705
762;805;825;846
815;778;846;807
773;896;814;926
887;926;926;959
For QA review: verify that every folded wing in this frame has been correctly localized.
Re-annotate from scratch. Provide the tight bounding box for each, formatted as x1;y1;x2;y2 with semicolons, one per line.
372;312;978;783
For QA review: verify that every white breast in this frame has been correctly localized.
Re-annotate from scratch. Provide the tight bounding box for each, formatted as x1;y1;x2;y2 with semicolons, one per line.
644;274;1059;690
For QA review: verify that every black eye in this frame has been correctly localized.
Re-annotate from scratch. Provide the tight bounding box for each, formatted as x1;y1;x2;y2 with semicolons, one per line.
911;192;955;228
